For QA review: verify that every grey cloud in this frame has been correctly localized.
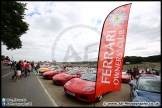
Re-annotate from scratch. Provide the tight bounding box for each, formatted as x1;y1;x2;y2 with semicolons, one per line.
128;21;160;41
29;16;64;34
133;47;147;50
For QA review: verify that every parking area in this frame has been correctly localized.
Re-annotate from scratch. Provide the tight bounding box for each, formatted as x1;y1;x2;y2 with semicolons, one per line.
37;75;131;107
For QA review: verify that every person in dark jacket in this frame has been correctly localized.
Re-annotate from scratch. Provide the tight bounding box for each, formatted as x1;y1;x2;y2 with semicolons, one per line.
129;68;133;80
35;63;40;75
31;61;34;72
12;62;17;80
134;67;140;79
15;60;22;81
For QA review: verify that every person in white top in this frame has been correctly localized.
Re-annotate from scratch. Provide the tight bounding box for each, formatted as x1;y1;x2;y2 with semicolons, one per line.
28;62;31;76
24;60;27;66
9;61;12;69
8;61;10;67
151;68;156;75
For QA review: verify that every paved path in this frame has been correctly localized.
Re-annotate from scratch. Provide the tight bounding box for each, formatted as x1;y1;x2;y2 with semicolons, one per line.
1;67;57;107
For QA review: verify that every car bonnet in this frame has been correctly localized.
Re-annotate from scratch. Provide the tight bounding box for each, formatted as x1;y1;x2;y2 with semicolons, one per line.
135;89;161;103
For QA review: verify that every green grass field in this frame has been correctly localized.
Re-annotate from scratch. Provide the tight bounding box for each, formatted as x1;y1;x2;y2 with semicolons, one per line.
123;62;161;71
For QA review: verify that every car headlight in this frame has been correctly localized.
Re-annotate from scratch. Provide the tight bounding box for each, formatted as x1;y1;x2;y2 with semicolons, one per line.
83;86;95;91
52;75;56;79
65;81;71;86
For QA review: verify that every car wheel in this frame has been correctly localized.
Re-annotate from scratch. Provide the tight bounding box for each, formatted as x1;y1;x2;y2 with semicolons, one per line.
96;94;103;102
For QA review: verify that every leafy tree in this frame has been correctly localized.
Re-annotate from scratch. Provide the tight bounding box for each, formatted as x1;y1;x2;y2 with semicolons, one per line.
1;1;29;50
1;55;10;61
5;56;10;61
1;55;5;61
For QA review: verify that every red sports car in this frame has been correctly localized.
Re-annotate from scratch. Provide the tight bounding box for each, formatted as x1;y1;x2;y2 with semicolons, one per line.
43;68;65;79
40;70;51;75
40;67;59;75
64;73;103;102
121;72;130;83
52;69;86;85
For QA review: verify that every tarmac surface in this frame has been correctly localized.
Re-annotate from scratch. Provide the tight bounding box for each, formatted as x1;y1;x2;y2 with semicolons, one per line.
2;67;55;107
2;67;131;107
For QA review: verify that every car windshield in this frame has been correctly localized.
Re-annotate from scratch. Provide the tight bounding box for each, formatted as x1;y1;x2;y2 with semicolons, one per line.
80;74;96;82
66;70;78;75
137;78;161;93
79;71;86;74
55;68;63;72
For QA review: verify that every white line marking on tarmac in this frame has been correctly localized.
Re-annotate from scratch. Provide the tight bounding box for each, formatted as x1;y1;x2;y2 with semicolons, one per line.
2;72;12;78
37;76;58;107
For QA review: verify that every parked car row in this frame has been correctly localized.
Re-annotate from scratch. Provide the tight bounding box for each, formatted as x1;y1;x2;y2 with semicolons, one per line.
39;66;105;102
43;68;65;79
52;69;86;85
39;65;161;106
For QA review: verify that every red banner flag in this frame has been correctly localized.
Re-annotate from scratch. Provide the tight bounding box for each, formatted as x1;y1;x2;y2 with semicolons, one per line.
95;3;132;99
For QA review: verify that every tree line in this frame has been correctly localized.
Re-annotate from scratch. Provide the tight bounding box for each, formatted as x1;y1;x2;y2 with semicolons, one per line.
1;55;10;61
124;55;160;64
59;55;161;65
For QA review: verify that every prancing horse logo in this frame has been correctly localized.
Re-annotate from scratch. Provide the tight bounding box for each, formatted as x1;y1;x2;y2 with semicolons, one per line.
108;11;127;26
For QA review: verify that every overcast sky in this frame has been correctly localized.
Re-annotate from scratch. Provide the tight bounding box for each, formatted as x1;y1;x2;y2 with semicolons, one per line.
1;1;160;62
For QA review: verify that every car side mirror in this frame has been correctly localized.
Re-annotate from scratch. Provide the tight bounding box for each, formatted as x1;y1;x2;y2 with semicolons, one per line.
129;81;134;87
129;80;137;90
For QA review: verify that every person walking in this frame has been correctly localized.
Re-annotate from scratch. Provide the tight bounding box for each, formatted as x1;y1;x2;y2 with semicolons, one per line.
35;63;40;75
20;60;25;78
132;67;136;79
11;61;14;69
15;60;22;82
145;67;151;74
151;68;156;75
129;68;133;80
134;67;140;79
28;62;31;76
24;61;30;77
12;62;17;80
31;61;34;72
9;61;12;69
8;61;10;67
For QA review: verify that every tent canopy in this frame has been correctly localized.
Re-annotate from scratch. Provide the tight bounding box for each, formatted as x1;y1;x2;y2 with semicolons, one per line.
3;60;9;62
